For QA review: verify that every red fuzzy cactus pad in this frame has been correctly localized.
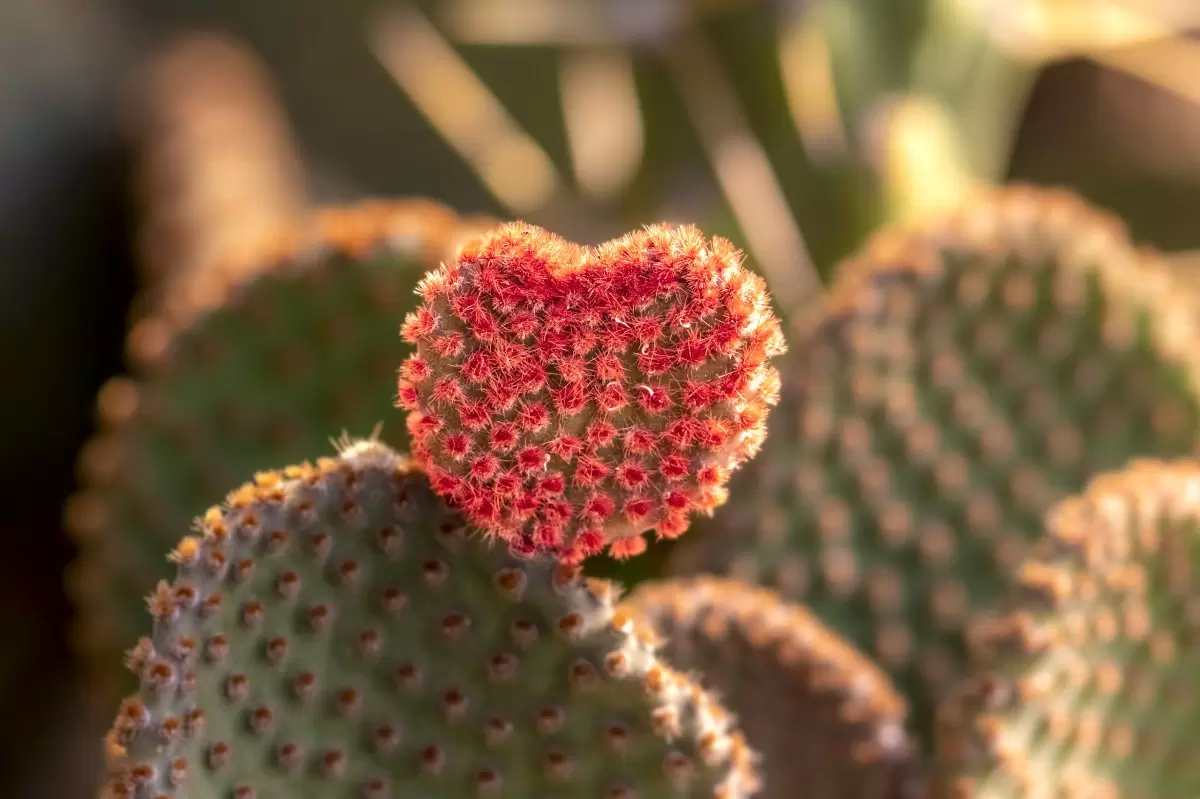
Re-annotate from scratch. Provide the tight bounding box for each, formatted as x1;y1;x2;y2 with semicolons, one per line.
398;222;787;562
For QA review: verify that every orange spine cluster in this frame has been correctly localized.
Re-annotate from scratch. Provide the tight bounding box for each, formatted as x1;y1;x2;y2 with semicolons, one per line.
398;222;786;562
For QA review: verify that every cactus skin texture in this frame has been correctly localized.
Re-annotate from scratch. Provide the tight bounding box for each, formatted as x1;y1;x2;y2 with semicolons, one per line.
398;222;787;564
621;577;921;799
666;185;1200;747
934;459;1200;798
65;200;494;697
99;440;760;799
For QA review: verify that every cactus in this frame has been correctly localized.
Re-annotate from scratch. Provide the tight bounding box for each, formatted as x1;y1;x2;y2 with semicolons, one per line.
99;439;760;799
397;221;787;564
65;200;495;696
666;185;1200;745
932;459;1200;798
621;576;921;799
128;32;307;290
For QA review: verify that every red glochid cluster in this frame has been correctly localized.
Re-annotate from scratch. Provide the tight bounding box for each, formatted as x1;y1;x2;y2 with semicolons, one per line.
398;222;786;562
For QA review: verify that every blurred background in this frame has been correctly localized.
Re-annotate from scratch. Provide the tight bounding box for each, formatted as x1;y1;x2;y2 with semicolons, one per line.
5;0;1200;794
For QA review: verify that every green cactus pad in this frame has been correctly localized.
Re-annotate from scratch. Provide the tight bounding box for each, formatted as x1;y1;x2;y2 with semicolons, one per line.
933;459;1200;798
65;200;495;696
666;185;1200;746
130;32;307;290
621;576;920;799
99;441;760;799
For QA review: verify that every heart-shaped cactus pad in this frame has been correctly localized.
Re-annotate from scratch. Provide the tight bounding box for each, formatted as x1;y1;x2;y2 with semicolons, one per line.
398;222;786;563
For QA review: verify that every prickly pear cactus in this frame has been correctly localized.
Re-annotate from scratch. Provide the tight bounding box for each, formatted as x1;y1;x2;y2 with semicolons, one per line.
398;221;787;564
65;200;495;696
934;459;1200;798
667;185;1200;745
129;32;307;290
99;441;760;799
621;576;921;799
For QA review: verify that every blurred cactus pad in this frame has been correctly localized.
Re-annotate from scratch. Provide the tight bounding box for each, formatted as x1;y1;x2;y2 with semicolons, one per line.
66;199;494;694
935;459;1200;798
128;32;307;290
100;440;760;799
668;184;1200;746
620;576;921;798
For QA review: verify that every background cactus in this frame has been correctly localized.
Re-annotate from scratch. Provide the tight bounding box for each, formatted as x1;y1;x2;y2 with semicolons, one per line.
933;458;1200;798
667;185;1200;746
127;32;308;293
398;221;787;563
65;199;493;696
101;439;760;799
621;576;921;799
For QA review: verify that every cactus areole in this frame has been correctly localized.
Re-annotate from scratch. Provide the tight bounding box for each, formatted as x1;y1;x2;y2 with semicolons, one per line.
398;222;786;563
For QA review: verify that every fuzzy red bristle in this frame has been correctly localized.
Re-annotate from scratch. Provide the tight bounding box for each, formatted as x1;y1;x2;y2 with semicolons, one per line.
398;221;786;561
